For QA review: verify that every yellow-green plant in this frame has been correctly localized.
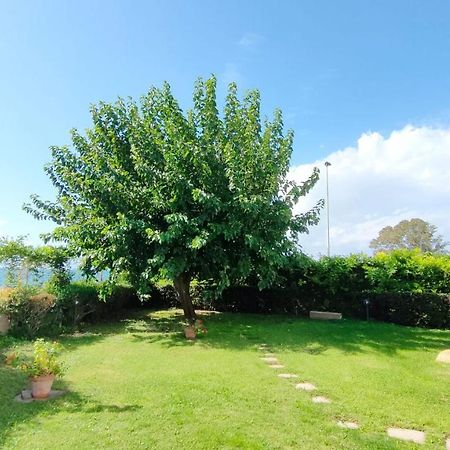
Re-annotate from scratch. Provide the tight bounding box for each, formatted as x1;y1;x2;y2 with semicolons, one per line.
8;338;64;378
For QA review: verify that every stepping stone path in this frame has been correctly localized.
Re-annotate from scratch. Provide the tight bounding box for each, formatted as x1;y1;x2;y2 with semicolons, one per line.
256;341;438;447
387;428;425;445
337;421;359;430
295;382;316;391
312;396;331;404
260;357;278;363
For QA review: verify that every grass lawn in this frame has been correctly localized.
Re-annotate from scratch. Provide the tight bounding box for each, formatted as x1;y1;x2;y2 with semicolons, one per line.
0;309;449;449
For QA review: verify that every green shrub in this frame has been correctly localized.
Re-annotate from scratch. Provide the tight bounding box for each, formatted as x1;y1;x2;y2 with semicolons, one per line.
4;287;57;338
55;282;99;328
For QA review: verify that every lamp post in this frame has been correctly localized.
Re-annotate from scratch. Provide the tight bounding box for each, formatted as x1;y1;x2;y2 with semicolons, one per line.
325;161;331;257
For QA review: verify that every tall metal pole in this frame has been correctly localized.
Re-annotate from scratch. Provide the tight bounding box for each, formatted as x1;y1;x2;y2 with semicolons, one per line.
325;161;331;257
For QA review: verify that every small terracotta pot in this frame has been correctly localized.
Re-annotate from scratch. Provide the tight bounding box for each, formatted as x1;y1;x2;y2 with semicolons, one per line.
30;374;55;399
184;326;196;340
0;314;10;335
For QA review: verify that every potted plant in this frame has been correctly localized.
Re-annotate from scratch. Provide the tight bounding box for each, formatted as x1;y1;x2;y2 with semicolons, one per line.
184;323;196;340
7;339;64;399
183;319;208;340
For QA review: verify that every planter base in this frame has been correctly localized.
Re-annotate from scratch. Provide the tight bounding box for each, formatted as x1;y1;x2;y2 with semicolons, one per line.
14;389;65;403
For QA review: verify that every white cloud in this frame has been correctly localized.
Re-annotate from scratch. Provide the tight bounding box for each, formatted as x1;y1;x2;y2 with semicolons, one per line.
290;125;450;256
237;32;265;49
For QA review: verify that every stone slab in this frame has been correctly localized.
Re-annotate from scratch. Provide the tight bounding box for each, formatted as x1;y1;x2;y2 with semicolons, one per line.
260;357;278;363
268;364;284;369
278;373;298;379
337;421;359;429
295;382;316;391
310;311;342;320
14;389;66;403
436;349;450;364
263;353;276;357
312;396;331;404
446;438;450;450
387;427;425;444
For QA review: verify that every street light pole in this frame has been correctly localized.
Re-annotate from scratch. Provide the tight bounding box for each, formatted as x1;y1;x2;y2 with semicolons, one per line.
325;161;331;257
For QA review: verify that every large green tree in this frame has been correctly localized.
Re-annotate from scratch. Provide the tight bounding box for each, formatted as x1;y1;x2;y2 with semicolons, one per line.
370;218;448;254
25;77;322;322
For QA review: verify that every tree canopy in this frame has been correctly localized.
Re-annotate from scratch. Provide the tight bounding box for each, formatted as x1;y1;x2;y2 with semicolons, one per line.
25;76;322;321
369;218;448;254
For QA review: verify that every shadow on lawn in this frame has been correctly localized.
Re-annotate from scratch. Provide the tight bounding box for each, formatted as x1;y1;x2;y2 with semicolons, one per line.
125;308;450;356
0;362;142;448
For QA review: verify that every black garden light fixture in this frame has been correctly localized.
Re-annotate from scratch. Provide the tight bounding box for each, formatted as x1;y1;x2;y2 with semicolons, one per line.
363;298;370;321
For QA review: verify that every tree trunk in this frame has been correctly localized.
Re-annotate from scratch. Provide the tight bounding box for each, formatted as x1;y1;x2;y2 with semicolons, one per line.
173;273;196;324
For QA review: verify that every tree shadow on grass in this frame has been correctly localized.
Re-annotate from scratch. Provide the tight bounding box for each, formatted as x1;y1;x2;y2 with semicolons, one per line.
5;307;447;357
125;308;450;357
0;363;142;448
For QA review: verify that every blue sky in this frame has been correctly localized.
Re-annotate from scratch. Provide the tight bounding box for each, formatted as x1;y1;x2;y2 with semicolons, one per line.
1;1;450;254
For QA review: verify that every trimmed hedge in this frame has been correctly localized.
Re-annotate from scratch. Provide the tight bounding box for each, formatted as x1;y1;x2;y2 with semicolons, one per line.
143;250;450;329
2;249;450;333
2;282;141;337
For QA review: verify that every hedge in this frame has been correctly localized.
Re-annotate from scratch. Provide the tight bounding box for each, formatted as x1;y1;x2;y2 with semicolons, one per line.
1;282;141;337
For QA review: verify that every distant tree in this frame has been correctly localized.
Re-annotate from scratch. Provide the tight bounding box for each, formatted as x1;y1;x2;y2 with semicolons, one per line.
25;76;322;323
0;236;71;288
369;218;448;253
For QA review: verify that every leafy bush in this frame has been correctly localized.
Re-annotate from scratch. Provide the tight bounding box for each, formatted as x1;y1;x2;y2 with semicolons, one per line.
368;292;450;328
7;338;64;378
0;282;141;337
149;250;450;329
4;287;57;338
56;282;142;327
55;282;99;327
365;250;450;293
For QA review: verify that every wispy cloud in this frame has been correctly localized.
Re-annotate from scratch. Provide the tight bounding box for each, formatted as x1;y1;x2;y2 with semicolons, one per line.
289;125;450;256
238;32;265;49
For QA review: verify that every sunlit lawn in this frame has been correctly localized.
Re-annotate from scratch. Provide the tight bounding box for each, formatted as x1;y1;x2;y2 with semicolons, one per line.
1;310;449;449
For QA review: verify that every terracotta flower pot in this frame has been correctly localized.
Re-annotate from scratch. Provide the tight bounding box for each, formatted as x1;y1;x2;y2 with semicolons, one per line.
0;314;10;335
30;374;55;399
184;326;196;340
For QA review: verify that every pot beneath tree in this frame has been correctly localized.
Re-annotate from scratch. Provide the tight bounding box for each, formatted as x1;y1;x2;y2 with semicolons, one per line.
184;326;196;340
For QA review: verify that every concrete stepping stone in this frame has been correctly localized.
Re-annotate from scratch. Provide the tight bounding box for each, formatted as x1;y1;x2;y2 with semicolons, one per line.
263;353;276;357
260;357;278;363
445;438;450;450
387;427;425;444
312;396;331;404
278;373;298;379
436;349;450;364
268;364;285;369
295;382;316;391
337;421;359;429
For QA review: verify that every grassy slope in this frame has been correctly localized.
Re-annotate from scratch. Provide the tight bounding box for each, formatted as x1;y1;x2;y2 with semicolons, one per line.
0;310;449;449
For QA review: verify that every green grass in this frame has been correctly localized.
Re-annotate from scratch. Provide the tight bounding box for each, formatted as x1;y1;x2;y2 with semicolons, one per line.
1;310;449;449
